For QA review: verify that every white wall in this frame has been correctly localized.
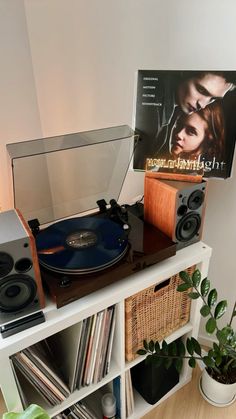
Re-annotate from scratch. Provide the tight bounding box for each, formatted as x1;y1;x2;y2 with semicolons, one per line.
0;1;42;210
1;0;235;340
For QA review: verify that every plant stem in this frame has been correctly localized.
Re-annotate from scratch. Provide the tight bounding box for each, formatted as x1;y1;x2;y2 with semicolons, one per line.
149;352;202;361
223;357;235;373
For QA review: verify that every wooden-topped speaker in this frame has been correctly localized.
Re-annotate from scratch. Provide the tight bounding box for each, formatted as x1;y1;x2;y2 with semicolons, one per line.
144;175;207;249
0;209;45;334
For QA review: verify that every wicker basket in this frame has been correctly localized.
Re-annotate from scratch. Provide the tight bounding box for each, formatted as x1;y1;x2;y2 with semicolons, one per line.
125;265;195;361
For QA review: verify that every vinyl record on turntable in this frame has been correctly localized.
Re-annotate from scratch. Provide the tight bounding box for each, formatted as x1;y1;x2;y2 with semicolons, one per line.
36;217;129;274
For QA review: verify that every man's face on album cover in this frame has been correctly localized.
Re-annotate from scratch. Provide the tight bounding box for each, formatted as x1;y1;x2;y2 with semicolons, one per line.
177;73;233;114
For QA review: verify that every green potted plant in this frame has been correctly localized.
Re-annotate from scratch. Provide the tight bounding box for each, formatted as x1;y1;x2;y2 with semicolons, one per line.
2;404;50;419
137;269;236;407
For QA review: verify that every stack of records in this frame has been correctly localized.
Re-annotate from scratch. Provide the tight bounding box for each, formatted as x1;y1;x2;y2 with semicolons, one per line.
48;305;116;392
11;341;70;407
53;401;99;419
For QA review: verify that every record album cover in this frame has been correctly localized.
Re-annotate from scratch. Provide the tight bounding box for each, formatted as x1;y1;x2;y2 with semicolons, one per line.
133;70;236;178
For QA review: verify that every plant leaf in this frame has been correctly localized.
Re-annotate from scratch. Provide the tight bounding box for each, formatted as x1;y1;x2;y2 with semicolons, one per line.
200;278;210;297
174;358;183;374
149;340;154;352
3;404;50;419
169;341;177;357
178;340;186;357
216;329;228;345
177;283;192;292
164;358;173;369
208;349;214;358
189;357;196;368
191;337;202;356
206;317;217;334
143;339;149;351
179;271;191;284
215;355;222;367
154;341;160;354
192;270;201;287
200;305;211;317
213;342;220;354
217;326;234;345
137;349;147;355
162;340;168;355
207;289;217;307
214;300;227;319
203;356;215;368
186;338;194;355
188;292;199;299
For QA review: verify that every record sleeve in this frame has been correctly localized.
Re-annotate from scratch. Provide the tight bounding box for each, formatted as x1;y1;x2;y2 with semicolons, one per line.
133;70;236;179
46;322;83;392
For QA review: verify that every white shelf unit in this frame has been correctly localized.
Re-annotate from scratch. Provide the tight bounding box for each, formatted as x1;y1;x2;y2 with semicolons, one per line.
0;241;212;419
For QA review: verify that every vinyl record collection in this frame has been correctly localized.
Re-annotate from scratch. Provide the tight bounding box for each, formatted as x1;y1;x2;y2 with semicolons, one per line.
11;305;116;408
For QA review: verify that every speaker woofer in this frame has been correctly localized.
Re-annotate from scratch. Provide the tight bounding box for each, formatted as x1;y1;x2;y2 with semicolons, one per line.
0;252;14;278
187;190;204;210
176;212;201;242
0;274;37;313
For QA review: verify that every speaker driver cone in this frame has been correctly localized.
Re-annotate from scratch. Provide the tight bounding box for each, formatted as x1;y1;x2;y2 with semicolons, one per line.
0;252;14;277
176;212;201;242
187;190;204;210
0;274;37;313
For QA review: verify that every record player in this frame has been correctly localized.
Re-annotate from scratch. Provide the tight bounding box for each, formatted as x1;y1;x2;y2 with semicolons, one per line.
7;125;176;308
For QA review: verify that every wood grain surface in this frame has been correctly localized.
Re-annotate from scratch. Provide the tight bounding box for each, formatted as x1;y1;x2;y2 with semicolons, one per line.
142;366;236;419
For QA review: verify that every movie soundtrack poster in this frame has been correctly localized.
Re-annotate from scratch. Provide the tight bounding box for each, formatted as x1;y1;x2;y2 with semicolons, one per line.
133;70;236;178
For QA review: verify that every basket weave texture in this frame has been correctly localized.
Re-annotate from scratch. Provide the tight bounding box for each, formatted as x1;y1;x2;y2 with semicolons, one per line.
125;265;195;361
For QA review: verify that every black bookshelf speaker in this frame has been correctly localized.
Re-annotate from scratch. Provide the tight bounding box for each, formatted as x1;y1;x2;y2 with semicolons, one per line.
0;209;45;332
144;177;207;249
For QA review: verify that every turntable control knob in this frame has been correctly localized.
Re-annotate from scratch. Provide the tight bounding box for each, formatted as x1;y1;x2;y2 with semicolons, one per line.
59;276;72;288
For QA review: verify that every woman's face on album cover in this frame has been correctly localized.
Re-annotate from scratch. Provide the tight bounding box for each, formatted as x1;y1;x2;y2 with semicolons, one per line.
177;73;232;114
171;112;207;156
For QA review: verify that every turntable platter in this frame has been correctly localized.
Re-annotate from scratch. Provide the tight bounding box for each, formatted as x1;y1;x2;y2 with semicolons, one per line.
36;217;129;274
